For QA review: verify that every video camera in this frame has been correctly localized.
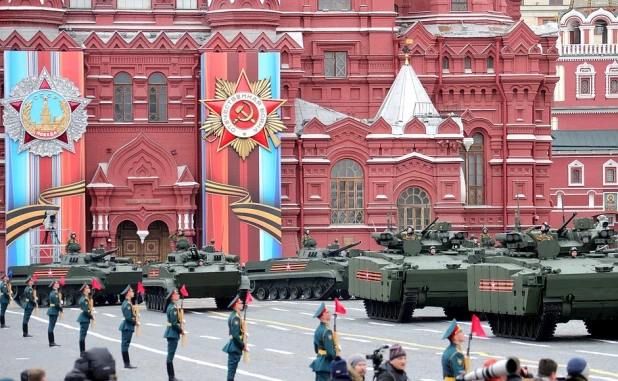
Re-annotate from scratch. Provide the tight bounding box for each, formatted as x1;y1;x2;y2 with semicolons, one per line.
366;345;389;380
456;357;520;381
43;211;57;231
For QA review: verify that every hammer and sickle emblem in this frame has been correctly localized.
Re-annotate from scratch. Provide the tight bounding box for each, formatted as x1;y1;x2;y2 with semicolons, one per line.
232;101;256;124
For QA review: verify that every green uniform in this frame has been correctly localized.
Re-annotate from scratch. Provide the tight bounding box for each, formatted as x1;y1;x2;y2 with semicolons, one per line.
46;290;62;333
21;286;36;325
401;232;419;241
119;299;136;351
77;295;92;347
222;311;245;381
0;281;10;325
301;234;313;247
441;342;465;380
480;233;493;246
309;322;336;381
65;238;78;252
164;303;182;363
525;227;553;241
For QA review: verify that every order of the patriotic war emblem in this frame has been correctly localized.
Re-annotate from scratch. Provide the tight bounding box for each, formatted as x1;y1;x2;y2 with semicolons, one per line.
0;68;91;157
200;70;286;160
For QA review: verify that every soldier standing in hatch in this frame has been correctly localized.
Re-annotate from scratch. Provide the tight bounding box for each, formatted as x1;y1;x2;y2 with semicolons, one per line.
441;319;467;381
400;226;418;241
301;228;313;248
310;302;336;381
22;275;36;338
47;279;62;347
169;229;185;242
65;232;78;252
479;227;493;247
0;272;11;329
222;295;247;381
526;222;553;241
119;285;137;369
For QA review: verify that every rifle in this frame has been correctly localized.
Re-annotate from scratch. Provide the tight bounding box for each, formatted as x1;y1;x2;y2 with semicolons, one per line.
132;300;141;336
33;287;39;315
88;294;96;328
242;307;250;362
179;299;186;346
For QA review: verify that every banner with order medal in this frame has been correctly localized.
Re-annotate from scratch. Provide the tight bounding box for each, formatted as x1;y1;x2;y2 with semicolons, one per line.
200;52;284;263
1;51;89;267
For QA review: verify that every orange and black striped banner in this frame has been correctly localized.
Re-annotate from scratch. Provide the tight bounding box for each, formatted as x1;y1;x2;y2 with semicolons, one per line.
6;180;85;247
205;179;281;244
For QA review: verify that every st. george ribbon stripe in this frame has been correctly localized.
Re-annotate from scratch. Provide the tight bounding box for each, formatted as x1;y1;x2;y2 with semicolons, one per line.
205;179;281;244
6;180;86;247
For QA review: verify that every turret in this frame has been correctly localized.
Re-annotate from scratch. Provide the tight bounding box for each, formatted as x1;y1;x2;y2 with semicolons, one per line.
420;217;439;237
556;212;578;237
326;241;361;256
60;248;120;265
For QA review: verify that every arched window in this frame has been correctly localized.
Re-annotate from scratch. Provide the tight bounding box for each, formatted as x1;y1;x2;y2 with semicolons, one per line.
487;56;494;73
594;20;608;44
442;57;450;73
605;61;618;98
576;62;595;99
464;56;472;73
397;187;431;230
330;160;364;224
148;73;167;122
461;133;484;205
604;159;617;185
114;72;133;122
568;160;584;186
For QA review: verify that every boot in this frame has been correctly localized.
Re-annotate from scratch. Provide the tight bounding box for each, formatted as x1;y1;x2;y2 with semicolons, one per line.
23;324;32;338
166;362;182;381
79;340;85;355
0;315;8;328
122;351;136;369
48;332;60;347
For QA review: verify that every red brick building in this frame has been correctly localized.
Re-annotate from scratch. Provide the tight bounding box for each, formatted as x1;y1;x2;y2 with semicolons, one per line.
545;2;618;229
0;0;561;266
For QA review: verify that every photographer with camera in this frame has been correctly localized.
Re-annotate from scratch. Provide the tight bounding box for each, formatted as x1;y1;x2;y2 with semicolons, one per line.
347;354;367;381
374;344;408;381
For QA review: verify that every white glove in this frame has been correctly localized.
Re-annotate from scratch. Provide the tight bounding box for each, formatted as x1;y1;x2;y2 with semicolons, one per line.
246;332;249;338
183;319;186;324
337;345;342;351
244;347;250;353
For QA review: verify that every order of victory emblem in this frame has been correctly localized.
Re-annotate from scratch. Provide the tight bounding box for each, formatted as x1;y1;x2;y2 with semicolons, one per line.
200;69;287;160
0;68;91;157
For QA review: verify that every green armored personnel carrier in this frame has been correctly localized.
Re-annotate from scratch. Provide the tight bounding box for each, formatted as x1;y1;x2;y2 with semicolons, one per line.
349;220;503;322
467;216;618;341
245;238;361;301
7;244;140;306
141;239;250;311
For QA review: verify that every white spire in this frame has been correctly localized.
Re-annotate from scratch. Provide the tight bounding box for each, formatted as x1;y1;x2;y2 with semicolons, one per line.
374;61;438;132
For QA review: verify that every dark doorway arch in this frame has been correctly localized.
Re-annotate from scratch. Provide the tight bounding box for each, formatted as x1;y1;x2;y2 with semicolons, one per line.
117;220;170;263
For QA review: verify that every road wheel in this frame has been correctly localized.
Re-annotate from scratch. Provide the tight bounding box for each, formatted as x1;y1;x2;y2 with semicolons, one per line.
256;287;269;301
313;285;324;299
302;286;313;299
65;293;75;307
278;287;290;300
269;287;279;300
290;287;301;300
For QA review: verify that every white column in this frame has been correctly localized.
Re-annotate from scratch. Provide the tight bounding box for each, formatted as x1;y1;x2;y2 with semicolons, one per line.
190;214;195;229
92;215;97;231
184;213;189;229
97;215;104;231
177;214;182;229
105;215;109;231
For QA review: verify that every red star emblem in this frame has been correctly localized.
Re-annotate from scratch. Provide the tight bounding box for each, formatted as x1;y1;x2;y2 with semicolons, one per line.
200;69;286;159
48;269;53;276
286;263;291;271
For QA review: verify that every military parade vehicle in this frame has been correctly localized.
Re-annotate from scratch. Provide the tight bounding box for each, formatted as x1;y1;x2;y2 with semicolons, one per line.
245;238;361;301
141;238;250;311
550;213;616;255
348;219;502;322
466;212;618;341
7;243;141;307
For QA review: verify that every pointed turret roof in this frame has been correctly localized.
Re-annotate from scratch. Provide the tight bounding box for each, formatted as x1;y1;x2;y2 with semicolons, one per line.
374;60;438;130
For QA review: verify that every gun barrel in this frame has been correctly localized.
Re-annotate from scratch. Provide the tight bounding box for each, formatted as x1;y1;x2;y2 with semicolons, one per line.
90;247;120;261
421;217;439;236
557;212;578;234
328;241;362;256
225;254;240;263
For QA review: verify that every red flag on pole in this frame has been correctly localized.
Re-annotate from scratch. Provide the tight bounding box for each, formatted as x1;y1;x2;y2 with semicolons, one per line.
91;278;102;291
179;284;189;297
245;292;254;304
60;276;66;287
137;281;145;294
334;298;347;315
32;274;38;282
470;314;487;338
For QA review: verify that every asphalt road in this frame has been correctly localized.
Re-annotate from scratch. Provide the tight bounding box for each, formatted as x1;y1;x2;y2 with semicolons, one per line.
2;299;618;381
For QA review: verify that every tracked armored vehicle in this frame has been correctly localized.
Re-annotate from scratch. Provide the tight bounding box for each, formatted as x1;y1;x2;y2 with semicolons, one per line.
245;238;361;301
467;215;618;341
141;239;250;311
7;244;141;307
349;220;503;322
550;213;616;254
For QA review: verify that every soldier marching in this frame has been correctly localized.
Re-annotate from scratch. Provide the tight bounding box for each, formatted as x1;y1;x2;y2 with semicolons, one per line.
119;285;138;369
46;279;62;347
22;275;37;338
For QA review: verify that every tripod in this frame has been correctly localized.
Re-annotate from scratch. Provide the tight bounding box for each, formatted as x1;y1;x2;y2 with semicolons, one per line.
43;227;61;244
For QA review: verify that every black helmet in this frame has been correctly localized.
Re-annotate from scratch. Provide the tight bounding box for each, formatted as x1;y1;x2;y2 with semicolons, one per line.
407;225;414;232
430;246;436;250
482;227;488;232
304;228;310;234
570;247;577;252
